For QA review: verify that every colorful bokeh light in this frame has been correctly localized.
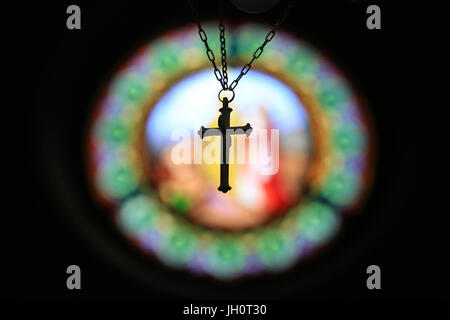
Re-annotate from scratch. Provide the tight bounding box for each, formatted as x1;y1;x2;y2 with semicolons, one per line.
87;23;373;279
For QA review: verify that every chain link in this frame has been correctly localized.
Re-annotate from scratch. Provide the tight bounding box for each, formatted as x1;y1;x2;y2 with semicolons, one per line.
188;0;296;93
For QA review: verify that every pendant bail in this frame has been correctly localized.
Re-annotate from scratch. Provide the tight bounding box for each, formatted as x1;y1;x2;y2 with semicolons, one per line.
218;88;235;102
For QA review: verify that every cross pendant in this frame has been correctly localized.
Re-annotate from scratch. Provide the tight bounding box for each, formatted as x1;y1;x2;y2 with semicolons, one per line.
198;97;252;193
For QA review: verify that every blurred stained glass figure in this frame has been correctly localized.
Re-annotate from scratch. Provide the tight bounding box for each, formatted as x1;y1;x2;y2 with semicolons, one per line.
87;23;374;280
146;68;311;229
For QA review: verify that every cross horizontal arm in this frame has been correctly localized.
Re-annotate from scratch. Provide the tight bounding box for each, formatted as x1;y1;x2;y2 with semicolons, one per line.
198;123;253;139
229;123;253;136
197;126;221;138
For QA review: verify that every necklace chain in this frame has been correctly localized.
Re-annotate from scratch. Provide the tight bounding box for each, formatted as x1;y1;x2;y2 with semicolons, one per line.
219;22;228;89
188;0;296;93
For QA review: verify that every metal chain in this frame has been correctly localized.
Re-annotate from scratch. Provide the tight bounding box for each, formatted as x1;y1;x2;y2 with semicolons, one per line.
219;0;228;89
188;0;296;93
228;28;273;91
219;22;228;89
188;0;225;89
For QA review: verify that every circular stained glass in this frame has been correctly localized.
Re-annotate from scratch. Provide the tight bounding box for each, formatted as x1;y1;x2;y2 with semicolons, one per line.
87;23;374;280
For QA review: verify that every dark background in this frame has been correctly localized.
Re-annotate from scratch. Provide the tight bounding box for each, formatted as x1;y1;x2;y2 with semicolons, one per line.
3;0;448;302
